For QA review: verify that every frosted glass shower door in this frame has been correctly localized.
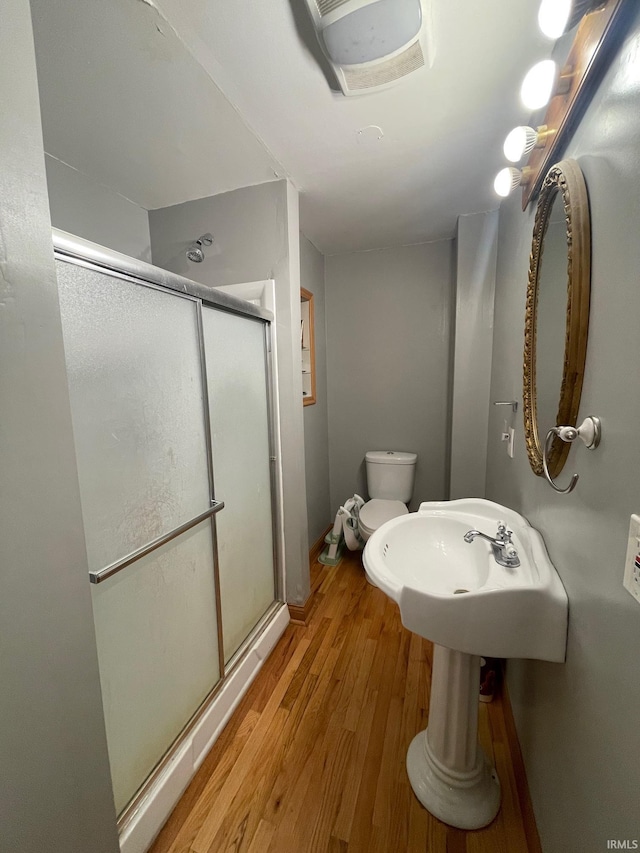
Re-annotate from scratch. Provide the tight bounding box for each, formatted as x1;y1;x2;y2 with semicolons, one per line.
57;261;221;814
202;307;276;662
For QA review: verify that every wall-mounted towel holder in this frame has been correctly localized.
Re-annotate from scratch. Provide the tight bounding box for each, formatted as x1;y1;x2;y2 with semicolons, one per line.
542;416;601;494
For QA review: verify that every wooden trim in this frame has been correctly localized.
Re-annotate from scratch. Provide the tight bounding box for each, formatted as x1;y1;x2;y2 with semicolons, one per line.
309;525;330;565
501;682;543;853
300;287;317;407
287;600;312;625
287;525;332;625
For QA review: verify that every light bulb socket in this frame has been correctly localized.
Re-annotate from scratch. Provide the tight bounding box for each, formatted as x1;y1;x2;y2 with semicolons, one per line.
556;65;575;95
535;125;557;149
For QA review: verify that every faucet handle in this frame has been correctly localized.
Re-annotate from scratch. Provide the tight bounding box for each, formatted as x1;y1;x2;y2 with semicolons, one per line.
496;521;514;543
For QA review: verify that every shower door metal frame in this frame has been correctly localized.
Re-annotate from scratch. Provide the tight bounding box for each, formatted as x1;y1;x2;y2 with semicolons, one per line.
52;229;284;828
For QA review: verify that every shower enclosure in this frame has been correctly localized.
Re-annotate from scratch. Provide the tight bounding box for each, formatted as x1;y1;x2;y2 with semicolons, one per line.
53;231;286;849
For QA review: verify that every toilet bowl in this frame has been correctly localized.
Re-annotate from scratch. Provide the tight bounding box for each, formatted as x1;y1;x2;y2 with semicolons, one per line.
358;450;417;543
358;498;408;542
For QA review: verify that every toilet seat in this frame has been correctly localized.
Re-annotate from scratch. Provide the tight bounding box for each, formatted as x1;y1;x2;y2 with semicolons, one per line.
359;498;408;538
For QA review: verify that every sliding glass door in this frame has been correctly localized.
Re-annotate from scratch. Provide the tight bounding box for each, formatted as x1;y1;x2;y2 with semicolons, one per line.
202;307;276;662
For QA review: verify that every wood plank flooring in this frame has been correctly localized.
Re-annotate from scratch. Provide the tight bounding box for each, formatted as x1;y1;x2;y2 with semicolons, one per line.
149;549;539;853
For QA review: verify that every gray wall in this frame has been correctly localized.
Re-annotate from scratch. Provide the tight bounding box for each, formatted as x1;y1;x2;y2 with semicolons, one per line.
450;210;499;499
300;233;331;547
0;1;119;850
486;9;640;850
325;241;454;513
149;181;310;605
45;154;152;261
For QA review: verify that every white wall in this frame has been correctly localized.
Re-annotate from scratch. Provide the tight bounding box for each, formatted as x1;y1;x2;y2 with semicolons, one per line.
325;241;455;513
300;234;331;547
0;2;119;850
486;9;640;850
148;181;310;605
450;210;499;499
45;154;152;261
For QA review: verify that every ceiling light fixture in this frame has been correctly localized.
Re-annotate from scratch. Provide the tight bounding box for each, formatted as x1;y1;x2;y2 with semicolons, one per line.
520;59;557;110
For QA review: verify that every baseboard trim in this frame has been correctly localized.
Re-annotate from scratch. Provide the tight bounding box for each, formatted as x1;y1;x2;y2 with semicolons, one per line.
502;683;543;853
287;525;333;625
310;525;331;564
287;600;312;625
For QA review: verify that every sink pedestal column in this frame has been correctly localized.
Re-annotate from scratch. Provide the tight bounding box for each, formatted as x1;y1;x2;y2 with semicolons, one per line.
407;643;500;829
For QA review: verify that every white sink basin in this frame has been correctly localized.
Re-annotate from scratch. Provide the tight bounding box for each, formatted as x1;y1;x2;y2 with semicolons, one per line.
363;498;568;662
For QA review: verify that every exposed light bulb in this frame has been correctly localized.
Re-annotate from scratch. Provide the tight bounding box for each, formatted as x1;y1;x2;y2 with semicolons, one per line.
520;60;557;110
503;126;539;163
494;167;522;198
538;0;572;39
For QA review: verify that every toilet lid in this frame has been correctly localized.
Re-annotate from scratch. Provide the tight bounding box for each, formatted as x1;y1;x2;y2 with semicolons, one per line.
359;499;408;533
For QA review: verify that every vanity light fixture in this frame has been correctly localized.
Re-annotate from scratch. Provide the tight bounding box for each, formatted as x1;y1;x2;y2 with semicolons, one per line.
520;59;557;110
538;0;599;40
503;125;556;163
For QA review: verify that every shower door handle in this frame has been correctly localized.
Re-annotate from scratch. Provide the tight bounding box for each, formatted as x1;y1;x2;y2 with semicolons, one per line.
89;500;225;584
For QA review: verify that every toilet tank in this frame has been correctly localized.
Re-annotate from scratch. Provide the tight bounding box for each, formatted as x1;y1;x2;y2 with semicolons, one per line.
365;450;417;503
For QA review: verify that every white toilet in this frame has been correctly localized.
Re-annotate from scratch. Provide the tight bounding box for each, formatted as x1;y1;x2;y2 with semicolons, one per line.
358;450;418;543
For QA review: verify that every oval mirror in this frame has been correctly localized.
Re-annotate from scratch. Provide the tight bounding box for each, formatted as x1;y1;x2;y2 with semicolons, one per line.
523;159;591;478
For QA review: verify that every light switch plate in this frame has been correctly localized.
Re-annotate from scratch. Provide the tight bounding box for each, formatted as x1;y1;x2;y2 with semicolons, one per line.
507;427;515;458
623;514;640;605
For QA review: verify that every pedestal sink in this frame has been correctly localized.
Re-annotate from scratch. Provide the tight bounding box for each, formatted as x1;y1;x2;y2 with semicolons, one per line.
363;498;568;830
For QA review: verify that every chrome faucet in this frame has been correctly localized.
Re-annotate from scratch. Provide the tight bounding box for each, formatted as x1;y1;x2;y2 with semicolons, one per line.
463;521;520;568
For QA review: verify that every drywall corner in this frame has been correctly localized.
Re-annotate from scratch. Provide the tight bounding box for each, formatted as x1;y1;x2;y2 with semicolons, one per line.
450;209;499;499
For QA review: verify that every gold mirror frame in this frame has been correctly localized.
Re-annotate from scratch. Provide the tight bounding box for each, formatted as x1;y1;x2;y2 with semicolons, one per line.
523;159;591;478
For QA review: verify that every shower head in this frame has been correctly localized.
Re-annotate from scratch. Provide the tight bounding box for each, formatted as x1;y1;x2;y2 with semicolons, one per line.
187;244;205;263
186;233;214;263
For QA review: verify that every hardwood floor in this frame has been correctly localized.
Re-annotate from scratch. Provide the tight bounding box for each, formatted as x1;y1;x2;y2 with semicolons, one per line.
149;549;540;853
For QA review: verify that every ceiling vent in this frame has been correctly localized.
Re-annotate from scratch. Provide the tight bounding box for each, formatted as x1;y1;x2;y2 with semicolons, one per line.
304;0;430;96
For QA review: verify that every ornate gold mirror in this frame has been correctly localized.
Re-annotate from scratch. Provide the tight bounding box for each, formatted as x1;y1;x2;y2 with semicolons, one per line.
523;159;591;478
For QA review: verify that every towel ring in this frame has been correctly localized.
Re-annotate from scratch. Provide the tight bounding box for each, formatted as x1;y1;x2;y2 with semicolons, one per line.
542;416;601;494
